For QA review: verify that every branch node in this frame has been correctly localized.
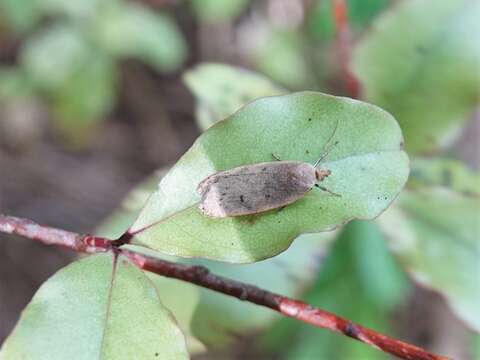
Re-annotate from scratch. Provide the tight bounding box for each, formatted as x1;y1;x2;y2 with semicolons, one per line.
191;265;209;278
344;322;360;339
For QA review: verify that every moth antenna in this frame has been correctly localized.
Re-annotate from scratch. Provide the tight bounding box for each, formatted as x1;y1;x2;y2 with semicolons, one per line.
314;119;339;168
314;184;341;197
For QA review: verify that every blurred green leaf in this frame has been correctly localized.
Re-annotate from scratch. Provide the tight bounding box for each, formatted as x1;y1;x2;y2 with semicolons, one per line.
307;0;335;40
352;0;480;154
347;0;391;27
0;253;188;359
183;63;287;130
410;157;480;195
97;3;187;72
0;0;41;33
129;92;409;263
378;188;480;332
52;52;116;126
254;30;314;89
189;0;250;23
19;22;90;92
263;221;409;360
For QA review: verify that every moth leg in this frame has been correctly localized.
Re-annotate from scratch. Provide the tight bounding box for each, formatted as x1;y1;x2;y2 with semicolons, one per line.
271;153;282;161
277;205;287;212
314;184;341;197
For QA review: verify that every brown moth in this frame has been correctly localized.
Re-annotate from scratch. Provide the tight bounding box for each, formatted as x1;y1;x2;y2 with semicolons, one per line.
197;122;340;218
197;160;336;218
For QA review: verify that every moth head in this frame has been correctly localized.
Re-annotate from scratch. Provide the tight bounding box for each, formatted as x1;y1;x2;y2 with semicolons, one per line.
315;168;331;181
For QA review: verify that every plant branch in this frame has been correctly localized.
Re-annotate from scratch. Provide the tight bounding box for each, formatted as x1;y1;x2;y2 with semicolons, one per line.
0;215;113;253
332;0;361;98
0;214;449;360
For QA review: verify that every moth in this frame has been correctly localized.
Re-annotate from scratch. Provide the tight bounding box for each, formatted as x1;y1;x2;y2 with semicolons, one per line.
197;124;340;218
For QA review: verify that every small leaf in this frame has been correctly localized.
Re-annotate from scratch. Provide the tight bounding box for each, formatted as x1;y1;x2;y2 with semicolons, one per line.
189;0;250;23
183;63;287;130
19;23;90;92
97;3;187;72
352;0;480;153
0;254;188;359
52;52;116;126
130;92;409;263
378;188;480;332
254;30;314;89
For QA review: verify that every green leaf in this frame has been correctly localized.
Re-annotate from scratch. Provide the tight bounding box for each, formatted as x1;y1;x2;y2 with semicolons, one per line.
352;0;480;154
254;30;314;89
263;221;409;360
378;188;480;332
52;52;116;126
183;63;287;130
19;22;91;92
189;0;250;23
129;92;409;263
97;3;187;72
0;253;188;360
347;0;391;27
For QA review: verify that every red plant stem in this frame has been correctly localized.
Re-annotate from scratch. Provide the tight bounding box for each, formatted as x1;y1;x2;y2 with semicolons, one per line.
332;0;361;98
0;214;449;360
0;215;112;253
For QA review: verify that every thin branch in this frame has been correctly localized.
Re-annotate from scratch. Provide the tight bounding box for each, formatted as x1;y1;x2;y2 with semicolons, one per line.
0;214;450;360
0;215;112;253
122;249;450;360
332;0;361;98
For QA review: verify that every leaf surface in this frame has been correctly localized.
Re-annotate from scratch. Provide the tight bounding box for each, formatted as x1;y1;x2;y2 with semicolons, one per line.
184;63;286;130
130;92;409;262
0;253;188;360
